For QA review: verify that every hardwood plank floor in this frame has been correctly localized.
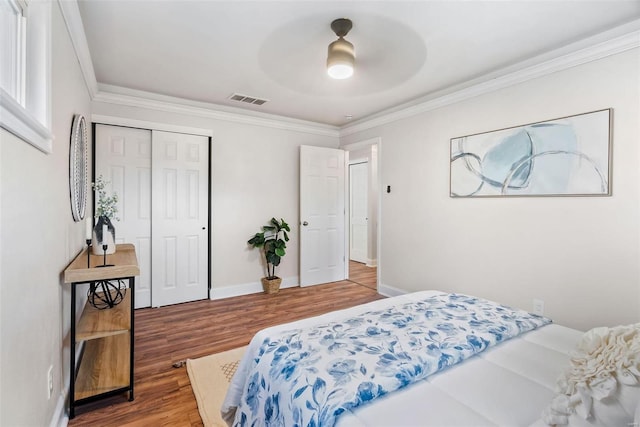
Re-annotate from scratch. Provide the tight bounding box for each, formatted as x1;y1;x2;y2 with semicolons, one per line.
349;260;377;290
69;281;384;426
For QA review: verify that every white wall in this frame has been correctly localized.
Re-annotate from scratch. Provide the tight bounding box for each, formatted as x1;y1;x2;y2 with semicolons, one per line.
341;49;640;331
90;102;339;294
0;3;92;425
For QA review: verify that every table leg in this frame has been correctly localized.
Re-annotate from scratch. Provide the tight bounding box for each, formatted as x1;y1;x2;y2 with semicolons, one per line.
69;284;76;419
129;276;135;401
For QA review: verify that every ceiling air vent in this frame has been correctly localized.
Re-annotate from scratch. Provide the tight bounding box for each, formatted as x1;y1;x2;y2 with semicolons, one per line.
229;93;269;106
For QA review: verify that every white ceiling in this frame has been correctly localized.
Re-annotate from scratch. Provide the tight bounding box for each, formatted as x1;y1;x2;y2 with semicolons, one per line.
77;1;640;127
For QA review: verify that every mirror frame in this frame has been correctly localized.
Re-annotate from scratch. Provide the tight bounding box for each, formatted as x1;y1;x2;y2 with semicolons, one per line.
69;114;88;221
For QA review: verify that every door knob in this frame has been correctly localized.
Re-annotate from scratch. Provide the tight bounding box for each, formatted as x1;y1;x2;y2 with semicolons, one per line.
302;221;309;226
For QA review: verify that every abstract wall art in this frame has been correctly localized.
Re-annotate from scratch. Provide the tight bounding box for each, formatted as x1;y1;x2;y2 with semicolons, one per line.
450;109;612;197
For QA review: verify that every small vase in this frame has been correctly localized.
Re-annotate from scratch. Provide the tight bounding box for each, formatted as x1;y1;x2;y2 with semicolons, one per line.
92;216;116;255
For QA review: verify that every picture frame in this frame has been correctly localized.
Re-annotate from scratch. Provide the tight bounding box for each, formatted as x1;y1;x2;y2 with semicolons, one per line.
450;109;612;197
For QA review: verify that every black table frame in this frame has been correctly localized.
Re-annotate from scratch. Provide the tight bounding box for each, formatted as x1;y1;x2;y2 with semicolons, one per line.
68;276;135;419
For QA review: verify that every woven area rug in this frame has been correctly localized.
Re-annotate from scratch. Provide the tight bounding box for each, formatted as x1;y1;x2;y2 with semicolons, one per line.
187;346;247;427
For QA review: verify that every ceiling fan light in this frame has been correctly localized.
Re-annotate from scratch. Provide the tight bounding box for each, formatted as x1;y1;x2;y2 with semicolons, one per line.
327;37;355;79
328;63;354;79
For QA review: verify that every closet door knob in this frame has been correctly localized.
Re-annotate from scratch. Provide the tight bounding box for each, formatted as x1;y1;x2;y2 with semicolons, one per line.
302;221;309;226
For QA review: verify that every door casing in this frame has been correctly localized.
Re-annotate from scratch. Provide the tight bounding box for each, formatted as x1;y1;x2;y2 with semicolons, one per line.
342;138;381;289
349;161;368;264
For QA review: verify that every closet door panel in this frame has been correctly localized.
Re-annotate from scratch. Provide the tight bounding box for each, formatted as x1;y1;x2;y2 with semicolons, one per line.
95;125;153;308
151;130;209;307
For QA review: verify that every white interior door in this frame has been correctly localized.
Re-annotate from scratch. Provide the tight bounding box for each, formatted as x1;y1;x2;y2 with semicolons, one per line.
349;162;368;263
151;130;209;307
300;145;346;286
95;125;152;308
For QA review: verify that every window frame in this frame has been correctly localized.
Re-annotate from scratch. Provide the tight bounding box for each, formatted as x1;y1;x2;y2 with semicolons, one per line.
0;0;52;154
1;0;26;104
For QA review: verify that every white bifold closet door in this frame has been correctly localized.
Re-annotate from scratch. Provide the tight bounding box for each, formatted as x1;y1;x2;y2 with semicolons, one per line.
94;124;209;308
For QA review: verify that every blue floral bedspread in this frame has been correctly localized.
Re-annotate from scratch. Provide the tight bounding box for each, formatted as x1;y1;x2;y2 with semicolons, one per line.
232;293;551;427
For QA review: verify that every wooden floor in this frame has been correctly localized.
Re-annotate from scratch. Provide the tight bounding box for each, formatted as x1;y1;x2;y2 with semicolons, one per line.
349;260;377;290
69;281;384;426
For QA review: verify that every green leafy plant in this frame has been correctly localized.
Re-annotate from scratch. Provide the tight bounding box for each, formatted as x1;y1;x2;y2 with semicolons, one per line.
92;175;119;220
247;218;290;279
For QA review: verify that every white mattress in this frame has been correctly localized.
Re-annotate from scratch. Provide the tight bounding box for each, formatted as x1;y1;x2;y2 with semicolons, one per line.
223;291;582;427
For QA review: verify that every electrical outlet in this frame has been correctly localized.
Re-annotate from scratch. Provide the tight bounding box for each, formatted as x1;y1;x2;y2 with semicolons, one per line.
47;365;53;399
533;299;545;316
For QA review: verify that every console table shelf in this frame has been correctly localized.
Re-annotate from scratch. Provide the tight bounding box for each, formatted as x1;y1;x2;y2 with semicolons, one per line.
76;290;131;341
75;333;130;400
64;243;139;418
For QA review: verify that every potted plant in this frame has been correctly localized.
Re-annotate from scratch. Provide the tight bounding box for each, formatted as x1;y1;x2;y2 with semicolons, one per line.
92;175;119;255
247;218;290;294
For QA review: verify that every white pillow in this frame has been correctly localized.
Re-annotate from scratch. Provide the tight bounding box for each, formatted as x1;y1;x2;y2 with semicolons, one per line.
542;323;640;426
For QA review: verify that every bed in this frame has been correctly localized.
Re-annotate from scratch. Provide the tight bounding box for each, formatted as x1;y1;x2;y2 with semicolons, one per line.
222;291;640;426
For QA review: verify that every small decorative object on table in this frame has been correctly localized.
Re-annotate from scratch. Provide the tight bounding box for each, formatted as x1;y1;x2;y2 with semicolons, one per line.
85;211;93;267
88;241;126;309
91;175;119;255
86;175;123;309
85;238;91;268
248;218;290;294
93;216;116;255
88;277;126;310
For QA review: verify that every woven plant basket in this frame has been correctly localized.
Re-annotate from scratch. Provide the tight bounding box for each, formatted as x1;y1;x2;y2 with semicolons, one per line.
261;277;282;294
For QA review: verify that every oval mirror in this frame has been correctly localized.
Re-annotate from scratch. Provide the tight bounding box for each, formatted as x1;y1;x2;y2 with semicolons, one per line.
69;114;88;222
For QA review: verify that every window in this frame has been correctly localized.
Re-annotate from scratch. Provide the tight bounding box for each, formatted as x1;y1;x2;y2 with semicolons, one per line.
0;0;52;153
0;0;26;104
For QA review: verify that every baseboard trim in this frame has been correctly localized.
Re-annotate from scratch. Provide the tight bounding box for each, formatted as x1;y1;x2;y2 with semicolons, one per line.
210;276;299;300
365;259;377;268
377;283;408;298
54;341;85;427
49;393;68;427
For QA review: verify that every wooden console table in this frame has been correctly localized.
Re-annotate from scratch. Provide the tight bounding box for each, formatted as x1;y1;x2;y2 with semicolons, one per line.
64;243;139;418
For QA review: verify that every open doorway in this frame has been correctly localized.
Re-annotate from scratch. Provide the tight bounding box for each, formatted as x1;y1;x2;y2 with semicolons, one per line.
344;139;379;290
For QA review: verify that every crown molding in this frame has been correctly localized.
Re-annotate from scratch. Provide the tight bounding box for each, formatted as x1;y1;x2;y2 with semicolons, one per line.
342;137;381;152
59;0;638;140
57;0;98;98
57;0;338;137
93;85;340;137
340;22;640;137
